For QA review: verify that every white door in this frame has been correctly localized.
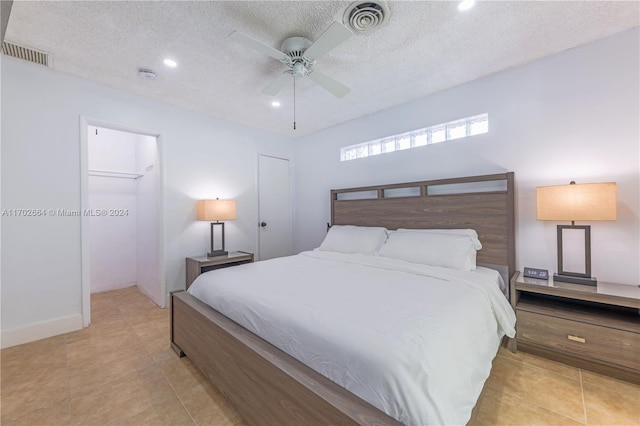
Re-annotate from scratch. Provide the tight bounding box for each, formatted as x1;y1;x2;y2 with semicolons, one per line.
258;155;292;260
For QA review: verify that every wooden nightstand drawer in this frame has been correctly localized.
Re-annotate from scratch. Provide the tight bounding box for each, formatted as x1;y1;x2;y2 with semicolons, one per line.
517;310;640;370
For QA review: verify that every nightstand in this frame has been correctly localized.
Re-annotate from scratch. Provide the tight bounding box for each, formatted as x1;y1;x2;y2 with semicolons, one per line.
186;251;254;289
510;271;640;384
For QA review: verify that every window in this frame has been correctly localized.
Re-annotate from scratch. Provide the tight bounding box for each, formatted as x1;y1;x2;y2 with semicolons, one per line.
340;113;489;161
447;122;467;140
430;127;446;144
414;132;428;147
356;144;368;159
469;116;489;135
369;141;381;155
382;139;395;153
396;135;411;150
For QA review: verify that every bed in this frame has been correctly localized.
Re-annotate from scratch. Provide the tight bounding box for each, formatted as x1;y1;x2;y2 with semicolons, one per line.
171;172;516;425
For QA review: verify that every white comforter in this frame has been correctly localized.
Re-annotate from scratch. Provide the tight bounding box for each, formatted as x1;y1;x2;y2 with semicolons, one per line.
188;251;516;425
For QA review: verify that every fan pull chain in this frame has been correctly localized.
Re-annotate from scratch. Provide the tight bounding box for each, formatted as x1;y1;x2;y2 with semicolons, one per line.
293;76;297;130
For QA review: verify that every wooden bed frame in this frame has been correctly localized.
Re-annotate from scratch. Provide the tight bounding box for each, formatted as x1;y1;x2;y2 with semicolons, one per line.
171;172;515;425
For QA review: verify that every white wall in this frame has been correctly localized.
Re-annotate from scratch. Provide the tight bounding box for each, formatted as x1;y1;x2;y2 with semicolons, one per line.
293;28;640;286
88;126;139;293
1;56;293;346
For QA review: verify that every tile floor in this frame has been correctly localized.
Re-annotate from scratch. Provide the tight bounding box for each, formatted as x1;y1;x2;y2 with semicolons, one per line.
1;286;638;425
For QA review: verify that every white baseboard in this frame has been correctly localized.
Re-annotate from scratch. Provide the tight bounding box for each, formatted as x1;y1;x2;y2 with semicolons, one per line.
1;314;83;349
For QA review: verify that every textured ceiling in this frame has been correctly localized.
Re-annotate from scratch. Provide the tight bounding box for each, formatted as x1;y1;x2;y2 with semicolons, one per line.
4;1;639;138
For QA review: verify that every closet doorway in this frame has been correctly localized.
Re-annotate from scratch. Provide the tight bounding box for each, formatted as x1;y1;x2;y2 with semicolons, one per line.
80;119;165;327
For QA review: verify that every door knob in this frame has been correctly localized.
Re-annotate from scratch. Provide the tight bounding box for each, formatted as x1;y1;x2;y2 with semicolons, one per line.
260;222;267;227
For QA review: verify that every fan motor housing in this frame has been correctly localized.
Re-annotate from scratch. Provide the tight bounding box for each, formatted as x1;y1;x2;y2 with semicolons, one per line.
281;36;312;59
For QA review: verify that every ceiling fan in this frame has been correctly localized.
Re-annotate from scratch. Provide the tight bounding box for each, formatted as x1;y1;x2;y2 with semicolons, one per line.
229;21;353;98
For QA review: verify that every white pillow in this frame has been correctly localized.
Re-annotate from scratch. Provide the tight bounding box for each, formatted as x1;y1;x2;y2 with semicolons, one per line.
396;228;482;250
318;225;389;255
378;231;479;270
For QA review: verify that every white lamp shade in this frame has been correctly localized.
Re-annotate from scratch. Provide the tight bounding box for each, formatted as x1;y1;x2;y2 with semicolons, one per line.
536;182;617;221
197;199;237;221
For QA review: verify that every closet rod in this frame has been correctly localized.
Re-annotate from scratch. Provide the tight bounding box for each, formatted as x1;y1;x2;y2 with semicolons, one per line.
88;169;143;179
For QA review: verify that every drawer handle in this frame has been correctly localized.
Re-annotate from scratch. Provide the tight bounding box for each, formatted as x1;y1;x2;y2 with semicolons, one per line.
567;334;586;344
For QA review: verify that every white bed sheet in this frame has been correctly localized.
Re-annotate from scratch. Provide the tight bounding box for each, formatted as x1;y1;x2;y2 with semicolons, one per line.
188;251;516;425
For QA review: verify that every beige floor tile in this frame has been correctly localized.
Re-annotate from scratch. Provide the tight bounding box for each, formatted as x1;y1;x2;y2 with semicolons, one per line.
139;333;172;355
110;290;154;309
497;347;581;380
487;356;586;423
66;329;142;365
476;384;585;426
580;370;640;396
118;394;195;426
68;346;156;397
64;316;133;344
582;371;640;426
67;348;152;380
160;357;211;395
124;306;169;326
91;295;116;308
70;367;174;425
108;285;143;299
0;368;69;421
1;345;67;386
90;304;123;322
0;400;71;426
179;385;245;426
131;319;169;340
116;296;158;313
152;346;181;366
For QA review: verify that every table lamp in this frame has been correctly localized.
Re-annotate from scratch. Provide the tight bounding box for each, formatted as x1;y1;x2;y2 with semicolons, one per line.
197;198;237;257
536;181;616;286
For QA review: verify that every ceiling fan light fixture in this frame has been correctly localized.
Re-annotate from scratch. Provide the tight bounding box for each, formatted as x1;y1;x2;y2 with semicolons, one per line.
229;21;352;102
163;58;177;67
343;1;389;34
292;62;307;78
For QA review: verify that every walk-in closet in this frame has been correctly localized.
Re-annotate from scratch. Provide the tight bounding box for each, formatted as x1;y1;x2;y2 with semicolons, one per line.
87;126;162;306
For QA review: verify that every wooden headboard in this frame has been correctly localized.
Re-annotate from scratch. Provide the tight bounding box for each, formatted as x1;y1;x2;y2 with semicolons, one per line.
331;172;515;281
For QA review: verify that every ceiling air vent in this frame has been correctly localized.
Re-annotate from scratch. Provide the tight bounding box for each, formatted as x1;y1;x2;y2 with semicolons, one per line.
2;41;51;67
343;1;389;34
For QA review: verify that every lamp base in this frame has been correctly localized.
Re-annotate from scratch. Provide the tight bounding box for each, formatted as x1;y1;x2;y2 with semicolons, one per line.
207;250;228;258
554;273;597;286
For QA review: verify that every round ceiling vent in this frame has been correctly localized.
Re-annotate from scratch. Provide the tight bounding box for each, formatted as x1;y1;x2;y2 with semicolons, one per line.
343;1;389;34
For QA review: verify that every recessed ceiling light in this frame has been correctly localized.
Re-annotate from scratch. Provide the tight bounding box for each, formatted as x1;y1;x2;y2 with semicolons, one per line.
163;59;177;68
458;0;475;11
271;101;281;107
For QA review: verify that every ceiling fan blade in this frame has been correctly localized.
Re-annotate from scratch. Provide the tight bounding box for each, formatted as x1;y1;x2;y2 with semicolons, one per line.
308;70;350;98
261;72;291;96
303;21;352;61
229;30;289;62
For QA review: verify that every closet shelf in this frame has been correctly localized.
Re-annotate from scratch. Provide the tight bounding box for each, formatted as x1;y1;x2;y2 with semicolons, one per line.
88;169;143;179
